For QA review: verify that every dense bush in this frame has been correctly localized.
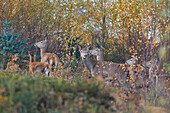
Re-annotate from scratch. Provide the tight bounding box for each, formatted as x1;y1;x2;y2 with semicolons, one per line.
0;71;116;113
0;71;169;113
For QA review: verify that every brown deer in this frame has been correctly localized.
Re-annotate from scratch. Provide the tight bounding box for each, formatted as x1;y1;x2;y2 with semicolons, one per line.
78;45;130;79
90;46;144;78
29;51;51;77
34;38;61;71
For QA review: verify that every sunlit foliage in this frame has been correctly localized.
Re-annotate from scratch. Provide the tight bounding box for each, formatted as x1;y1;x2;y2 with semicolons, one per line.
0;0;169;112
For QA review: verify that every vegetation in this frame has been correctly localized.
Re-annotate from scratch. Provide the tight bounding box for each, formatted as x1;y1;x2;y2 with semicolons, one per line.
0;19;29;69
0;71;115;113
0;0;169;112
0;71;169;113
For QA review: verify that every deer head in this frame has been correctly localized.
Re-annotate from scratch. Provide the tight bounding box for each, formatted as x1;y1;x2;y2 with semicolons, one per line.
78;45;91;59
34;39;49;49
89;45;104;61
90;45;104;56
125;57;138;66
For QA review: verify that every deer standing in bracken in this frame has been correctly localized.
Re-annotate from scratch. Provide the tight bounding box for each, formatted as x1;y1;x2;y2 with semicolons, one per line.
90;45;144;79
78;45;130;79
28;51;51;77
34;38;61;72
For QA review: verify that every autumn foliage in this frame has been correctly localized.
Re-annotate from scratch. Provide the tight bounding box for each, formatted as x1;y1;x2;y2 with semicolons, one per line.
0;0;169;112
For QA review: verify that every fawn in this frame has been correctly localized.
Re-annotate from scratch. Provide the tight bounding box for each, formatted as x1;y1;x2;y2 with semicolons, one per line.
29;51;51;77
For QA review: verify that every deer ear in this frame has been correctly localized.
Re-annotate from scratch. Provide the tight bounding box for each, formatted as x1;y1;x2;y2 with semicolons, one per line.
100;45;104;49
34;43;37;47
78;45;81;50
87;45;91;51
45;36;48;41
44;37;49;45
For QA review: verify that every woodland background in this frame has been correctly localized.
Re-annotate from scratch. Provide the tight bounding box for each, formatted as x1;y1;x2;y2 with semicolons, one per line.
0;0;169;113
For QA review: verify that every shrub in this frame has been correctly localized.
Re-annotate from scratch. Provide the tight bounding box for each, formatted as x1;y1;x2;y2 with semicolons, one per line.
0;71;116;113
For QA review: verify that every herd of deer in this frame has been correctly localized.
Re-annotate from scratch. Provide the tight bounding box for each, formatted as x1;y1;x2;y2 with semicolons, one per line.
29;38;163;84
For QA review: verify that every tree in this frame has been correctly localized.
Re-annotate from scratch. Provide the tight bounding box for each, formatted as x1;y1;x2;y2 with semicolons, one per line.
0;19;29;69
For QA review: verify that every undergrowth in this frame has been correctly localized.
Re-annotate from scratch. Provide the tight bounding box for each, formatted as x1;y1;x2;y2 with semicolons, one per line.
0;71;169;113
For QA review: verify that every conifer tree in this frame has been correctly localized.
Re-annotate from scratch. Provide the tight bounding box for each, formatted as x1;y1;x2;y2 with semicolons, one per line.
0;19;30;69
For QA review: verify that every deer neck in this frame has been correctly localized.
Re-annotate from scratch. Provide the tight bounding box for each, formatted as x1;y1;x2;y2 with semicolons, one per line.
83;57;97;72
97;51;104;61
97;55;104;61
40;48;47;60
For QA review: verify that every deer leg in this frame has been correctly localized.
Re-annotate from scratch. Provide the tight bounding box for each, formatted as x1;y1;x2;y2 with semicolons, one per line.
54;61;58;71
30;69;36;77
83;65;88;72
33;73;36;77
91;69;96;77
44;67;49;77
